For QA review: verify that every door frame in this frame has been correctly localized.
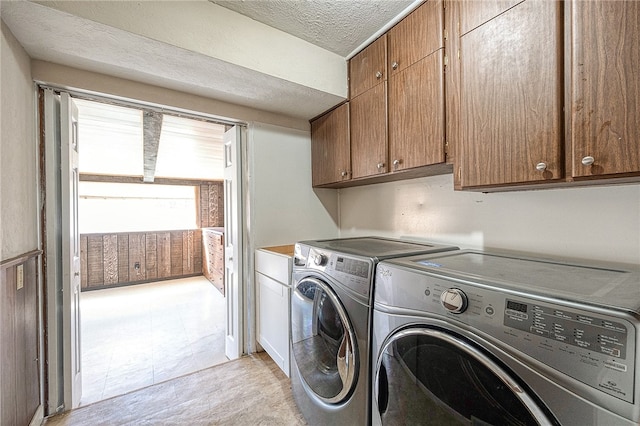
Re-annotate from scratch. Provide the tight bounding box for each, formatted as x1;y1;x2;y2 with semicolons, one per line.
39;85;250;415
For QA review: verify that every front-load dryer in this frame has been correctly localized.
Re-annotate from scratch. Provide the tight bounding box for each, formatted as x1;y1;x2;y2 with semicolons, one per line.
290;237;458;425
372;250;640;425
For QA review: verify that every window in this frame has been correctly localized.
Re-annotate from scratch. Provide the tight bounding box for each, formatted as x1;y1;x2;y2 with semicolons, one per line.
79;182;197;233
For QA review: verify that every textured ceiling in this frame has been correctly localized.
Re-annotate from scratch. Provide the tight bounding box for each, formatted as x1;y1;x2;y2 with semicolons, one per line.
211;0;415;57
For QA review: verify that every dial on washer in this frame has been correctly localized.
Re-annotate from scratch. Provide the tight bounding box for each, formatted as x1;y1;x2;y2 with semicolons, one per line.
440;288;468;314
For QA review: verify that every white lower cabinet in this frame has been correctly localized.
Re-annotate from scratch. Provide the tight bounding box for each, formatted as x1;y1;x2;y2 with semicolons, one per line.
255;246;293;376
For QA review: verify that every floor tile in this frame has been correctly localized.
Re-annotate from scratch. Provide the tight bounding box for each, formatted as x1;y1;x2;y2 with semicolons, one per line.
79;276;228;406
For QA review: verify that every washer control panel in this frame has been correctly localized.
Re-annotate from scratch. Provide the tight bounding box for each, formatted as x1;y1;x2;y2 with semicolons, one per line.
501;298;634;403
300;247;373;298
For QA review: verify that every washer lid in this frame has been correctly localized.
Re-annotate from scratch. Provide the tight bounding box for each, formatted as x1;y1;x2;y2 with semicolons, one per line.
298;237;458;259
386;250;640;313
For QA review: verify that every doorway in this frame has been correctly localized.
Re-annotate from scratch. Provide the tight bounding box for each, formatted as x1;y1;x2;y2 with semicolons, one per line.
40;88;246;414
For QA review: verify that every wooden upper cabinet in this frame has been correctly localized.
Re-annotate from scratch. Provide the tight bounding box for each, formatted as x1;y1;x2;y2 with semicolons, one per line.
350;83;388;178
311;103;350;186
388;0;443;75
389;53;445;171
570;0;640;179
459;0;563;188
387;0;446;173
459;0;523;35
349;35;387;99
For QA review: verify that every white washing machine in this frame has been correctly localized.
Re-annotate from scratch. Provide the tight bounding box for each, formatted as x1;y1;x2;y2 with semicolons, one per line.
372;250;640;425
290;237;458;425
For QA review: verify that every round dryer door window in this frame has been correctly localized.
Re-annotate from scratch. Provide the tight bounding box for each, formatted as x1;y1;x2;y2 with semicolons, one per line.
291;277;358;404
375;328;558;425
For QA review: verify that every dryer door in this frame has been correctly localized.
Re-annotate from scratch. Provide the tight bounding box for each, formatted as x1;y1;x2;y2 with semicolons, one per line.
291;277;358;404
374;328;558;425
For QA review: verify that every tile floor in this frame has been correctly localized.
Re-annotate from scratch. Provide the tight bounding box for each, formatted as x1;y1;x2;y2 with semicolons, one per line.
80;276;228;406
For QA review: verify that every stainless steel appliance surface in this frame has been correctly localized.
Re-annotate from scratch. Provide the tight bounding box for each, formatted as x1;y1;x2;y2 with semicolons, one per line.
372;250;640;425
290;237;458;425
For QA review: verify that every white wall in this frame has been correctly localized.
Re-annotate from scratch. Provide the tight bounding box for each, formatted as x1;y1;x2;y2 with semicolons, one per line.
0;21;38;260
339;174;640;265
248;122;339;250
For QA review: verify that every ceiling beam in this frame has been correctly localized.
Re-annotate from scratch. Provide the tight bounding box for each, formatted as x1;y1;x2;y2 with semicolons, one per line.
143;111;163;183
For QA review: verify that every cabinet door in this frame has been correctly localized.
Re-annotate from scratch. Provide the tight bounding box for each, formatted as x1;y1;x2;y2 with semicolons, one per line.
570;1;640;178
311;103;350;186
389;53;445;171
350;83;388;178
350;35;387;99
388;0;443;75
460;0;563;187
459;0;523;35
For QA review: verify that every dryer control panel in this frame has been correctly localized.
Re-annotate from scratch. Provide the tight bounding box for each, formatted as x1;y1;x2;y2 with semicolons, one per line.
374;263;637;405
296;245;373;299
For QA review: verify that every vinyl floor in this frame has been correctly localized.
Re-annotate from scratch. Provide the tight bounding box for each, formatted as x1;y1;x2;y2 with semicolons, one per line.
43;352;306;425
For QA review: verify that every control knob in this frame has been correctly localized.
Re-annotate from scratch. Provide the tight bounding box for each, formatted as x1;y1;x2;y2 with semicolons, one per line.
313;254;328;266
440;288;468;314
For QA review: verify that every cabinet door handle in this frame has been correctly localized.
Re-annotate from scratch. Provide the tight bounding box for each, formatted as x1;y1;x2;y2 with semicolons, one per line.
377;162;385;170
341;171;349;177
535;162;547;171
375;71;383;79
392;159;401;169
391;61;399;70
581;156;595;166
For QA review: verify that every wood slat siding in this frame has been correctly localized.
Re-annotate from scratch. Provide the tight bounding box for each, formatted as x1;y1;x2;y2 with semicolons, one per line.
128;233;146;282
117;235;129;284
80;230;202;290
1;252;41;426
199;183;224;228
193;231;203;274
103;234;118;285
170;231;183;276
157;232;171;279
145;233;158;280
87;235;104;287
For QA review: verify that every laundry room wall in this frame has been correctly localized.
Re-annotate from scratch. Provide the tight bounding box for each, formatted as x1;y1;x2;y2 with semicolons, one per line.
338;174;640;265
1;21;43;426
1;21;38;260
248;122;338;250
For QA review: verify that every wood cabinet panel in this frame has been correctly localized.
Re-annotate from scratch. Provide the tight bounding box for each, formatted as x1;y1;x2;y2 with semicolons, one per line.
389;53;445;171
202;229;224;295
445;0;462;178
570;0;640;178
460;0;563;187
388;0;443;75
199;183;224;228
459;0;523;35
349;35;387;98
311;103;350;186
350;83;388;178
